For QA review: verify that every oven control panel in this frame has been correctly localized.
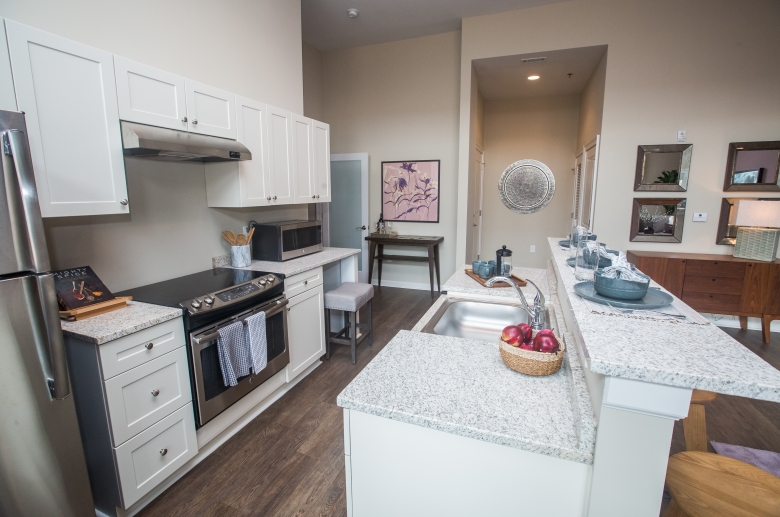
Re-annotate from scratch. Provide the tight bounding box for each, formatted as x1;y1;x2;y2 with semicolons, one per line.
183;274;280;314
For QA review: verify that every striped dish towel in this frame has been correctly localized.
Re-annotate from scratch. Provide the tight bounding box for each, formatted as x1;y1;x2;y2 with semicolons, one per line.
245;312;268;374
217;321;251;387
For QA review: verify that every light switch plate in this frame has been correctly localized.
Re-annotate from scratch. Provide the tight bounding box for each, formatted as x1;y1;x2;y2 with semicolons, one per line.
693;213;707;222
530;245;536;252
677;130;687;142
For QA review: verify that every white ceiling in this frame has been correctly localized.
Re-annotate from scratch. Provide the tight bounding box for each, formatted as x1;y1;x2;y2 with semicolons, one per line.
474;45;607;100
302;0;571;52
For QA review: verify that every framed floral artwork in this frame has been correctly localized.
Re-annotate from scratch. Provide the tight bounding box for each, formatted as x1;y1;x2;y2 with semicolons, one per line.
381;160;440;222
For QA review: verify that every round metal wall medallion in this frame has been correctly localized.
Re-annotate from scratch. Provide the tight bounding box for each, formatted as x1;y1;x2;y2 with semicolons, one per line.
498;159;555;214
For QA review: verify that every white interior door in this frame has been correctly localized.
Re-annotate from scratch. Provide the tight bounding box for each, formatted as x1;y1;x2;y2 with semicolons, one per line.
327;153;369;283
6;19;128;217
572;136;600;231
185;79;236;139
114;56;188;131
584;136;601;231
470;149;485;261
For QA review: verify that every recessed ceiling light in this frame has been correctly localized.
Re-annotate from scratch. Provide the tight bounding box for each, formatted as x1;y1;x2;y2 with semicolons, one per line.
528;75;540;81
348;8;359;18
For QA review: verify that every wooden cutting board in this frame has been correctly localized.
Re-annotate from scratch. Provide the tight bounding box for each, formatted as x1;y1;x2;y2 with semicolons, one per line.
465;268;527;287
59;296;132;321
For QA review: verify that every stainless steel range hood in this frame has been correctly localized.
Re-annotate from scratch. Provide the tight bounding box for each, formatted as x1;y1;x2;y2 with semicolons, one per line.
120;121;251;162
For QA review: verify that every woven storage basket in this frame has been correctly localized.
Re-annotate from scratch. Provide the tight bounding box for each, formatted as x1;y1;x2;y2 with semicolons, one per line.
498;330;565;376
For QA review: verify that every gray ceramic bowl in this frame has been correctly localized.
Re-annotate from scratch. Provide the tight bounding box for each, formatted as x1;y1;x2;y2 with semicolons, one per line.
593;269;650;300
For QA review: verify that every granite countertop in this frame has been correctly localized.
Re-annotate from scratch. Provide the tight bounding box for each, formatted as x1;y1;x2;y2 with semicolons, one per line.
214;247;360;276
547;237;780;402
442;266;550;300
60;301;182;345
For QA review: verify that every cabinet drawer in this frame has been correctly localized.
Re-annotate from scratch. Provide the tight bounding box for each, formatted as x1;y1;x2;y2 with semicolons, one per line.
284;266;323;298
684;260;745;278
105;347;191;446
115;403;197;509
682;275;744;295
682;291;742;313
99;317;185;379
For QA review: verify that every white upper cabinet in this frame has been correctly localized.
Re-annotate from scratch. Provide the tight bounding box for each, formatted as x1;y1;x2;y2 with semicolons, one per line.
205;96;270;207
114;56;188;132
0;20;17;111
312;119;331;202
266;105;295;204
292;114;315;204
5;20;128;217
185;80;236;140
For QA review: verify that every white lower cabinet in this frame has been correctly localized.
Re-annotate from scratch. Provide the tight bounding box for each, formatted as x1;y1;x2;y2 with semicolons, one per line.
286;283;326;382
115;403;198;508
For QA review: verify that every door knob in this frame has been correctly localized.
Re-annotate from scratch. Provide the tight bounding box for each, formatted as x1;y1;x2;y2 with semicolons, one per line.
472;223;478;227
356;225;367;230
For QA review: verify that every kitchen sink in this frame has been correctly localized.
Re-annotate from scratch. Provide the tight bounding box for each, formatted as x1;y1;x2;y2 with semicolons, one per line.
421;297;550;342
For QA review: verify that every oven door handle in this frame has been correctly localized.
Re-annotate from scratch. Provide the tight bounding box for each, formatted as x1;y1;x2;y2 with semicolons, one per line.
192;298;288;345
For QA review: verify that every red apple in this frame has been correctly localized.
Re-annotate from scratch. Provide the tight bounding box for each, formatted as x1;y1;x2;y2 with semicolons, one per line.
536;329;556;338
533;334;560;354
518;342;534;351
501;325;521;345
517;323;533;343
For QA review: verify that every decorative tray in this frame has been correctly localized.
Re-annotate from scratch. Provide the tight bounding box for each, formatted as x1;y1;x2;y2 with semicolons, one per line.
573;282;672;310
465;268;527;287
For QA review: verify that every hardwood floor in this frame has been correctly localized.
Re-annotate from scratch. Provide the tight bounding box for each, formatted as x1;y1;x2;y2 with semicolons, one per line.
138;286;440;517
137;287;779;517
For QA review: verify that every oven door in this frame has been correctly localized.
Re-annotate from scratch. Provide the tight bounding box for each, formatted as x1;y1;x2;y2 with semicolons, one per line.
190;296;290;427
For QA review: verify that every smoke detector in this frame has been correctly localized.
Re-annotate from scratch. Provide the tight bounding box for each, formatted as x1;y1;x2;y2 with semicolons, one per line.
347;8;359;18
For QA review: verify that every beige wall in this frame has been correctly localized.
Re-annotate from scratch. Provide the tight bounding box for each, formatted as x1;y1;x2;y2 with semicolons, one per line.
465;68;487;262
322;31;462;288
302;41;325;121
576;48;607;151
482;96;579;268
1;0;307;289
456;0;780;267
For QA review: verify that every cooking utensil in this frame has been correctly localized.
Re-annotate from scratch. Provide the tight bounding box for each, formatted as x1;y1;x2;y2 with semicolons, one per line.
236;233;246;246
246;226;255;243
222;230;237;246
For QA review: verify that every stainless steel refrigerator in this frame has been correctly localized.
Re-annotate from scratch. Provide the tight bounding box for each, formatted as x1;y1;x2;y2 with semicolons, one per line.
0;109;95;516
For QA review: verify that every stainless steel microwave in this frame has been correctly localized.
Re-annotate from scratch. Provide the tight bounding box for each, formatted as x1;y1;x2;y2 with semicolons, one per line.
248;220;323;261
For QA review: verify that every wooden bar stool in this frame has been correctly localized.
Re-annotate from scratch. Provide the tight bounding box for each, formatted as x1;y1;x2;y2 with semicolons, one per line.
683;389;718;452
665;451;780;516
324;282;374;364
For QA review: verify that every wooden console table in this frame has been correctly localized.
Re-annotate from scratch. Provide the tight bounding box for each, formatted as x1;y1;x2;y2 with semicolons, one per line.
365;234;443;297
627;250;780;343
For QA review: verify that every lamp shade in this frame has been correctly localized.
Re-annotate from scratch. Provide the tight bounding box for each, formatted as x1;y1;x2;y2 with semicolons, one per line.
734;200;780;228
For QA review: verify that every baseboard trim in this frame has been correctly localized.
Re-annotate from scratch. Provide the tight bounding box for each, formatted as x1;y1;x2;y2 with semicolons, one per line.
702;313;780;333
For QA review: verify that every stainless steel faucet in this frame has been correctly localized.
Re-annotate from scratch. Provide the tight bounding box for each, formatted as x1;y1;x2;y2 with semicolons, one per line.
485;276;546;330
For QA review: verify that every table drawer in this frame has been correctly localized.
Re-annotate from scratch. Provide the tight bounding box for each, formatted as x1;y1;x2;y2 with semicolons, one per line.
115;403;197;509
105;346;191;446
682;291;742;313
684;260;745;278
682;275;744;295
99;317;185;379
285;266;323;298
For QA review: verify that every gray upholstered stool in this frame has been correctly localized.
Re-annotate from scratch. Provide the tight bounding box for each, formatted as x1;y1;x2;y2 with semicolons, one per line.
324;282;374;364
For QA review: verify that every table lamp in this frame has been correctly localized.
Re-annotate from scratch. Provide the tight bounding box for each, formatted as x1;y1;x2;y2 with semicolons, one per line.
733;200;780;261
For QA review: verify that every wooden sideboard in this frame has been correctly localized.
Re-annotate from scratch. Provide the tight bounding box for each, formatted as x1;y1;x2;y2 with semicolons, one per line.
627;250;780;343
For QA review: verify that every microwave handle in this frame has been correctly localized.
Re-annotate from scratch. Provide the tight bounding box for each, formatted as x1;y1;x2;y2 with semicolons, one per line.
192;298;288;345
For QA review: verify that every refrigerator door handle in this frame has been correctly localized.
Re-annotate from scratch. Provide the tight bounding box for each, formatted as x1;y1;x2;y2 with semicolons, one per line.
34;274;70;400
3;129;51;272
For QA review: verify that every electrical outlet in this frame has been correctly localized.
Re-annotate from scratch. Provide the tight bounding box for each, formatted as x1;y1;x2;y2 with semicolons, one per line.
530;245;536;252
677;130;687;142
242;225;249;234
692;213;707;222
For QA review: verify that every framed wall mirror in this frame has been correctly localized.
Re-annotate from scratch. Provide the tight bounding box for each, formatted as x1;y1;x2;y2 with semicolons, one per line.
723;141;780;191
630;198;686;242
716;197;780;244
634;144;692;191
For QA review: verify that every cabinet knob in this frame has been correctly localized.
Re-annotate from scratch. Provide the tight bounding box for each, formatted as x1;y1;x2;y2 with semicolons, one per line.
273;196;277;200
120;199;128;206
181;116;188;123
316;195;320;199
145;342;154;350
304;280;308;285
160;448;168;456
192;119;198;125
312;195;316;199
267;196;271;201
151;389;160;397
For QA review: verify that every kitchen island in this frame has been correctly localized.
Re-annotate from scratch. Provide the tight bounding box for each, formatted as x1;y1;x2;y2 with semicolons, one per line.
337;242;780;517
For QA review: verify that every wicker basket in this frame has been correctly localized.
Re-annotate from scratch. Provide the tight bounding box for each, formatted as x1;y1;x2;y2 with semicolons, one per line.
498;330;565;376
